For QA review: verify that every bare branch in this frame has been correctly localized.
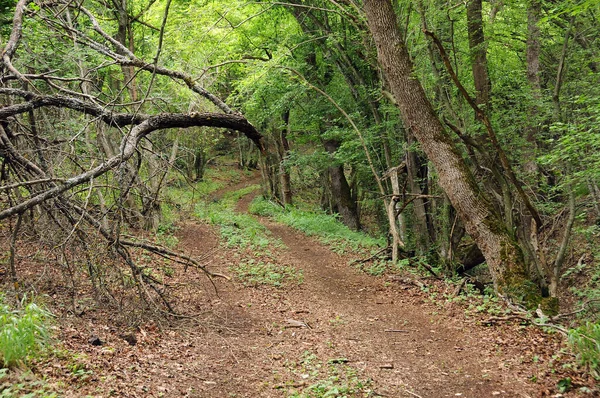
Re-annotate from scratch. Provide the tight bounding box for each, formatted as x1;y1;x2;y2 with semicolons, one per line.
0;112;261;220
1;0;32;83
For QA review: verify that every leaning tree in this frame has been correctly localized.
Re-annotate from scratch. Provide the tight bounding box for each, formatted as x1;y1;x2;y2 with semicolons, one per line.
0;0;264;313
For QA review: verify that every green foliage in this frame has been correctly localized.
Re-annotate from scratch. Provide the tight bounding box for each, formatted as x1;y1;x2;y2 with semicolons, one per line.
286;351;372;398
248;197;384;254
540;96;600;188
191;181;305;287
231;259;302;287
0;296;53;369
363;259;389;276
0;368;57;398
568;225;600;321
165;176;224;209
0;0;16;37
557;377;572;393
247;196;283;217
196;188;278;250
568;322;600;379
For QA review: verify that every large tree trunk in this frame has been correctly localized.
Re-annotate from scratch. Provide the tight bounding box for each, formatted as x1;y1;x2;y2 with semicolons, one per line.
364;0;546;308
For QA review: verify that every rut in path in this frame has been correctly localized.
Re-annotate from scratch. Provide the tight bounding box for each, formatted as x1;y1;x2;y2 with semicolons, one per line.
172;188;543;397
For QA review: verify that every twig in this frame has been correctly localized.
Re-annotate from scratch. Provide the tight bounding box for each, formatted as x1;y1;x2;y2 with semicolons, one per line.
352;246;390;265
418;261;441;280
535;322;569;337
483;315;529;325
552;299;600;321
403;388;423;398
453;278;467;297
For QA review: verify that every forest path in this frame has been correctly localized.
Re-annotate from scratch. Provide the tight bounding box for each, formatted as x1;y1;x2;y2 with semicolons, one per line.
167;174;559;397
56;172;566;397
198;186;540;397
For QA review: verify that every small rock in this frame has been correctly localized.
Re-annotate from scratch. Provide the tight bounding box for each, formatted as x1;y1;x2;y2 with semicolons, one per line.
121;333;137;346
88;335;102;346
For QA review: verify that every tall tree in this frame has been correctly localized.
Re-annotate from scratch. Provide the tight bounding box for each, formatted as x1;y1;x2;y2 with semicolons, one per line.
363;0;547;307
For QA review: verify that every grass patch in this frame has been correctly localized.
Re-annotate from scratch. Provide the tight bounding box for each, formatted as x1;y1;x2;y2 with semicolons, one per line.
195;185;277;250
249;196;384;254
195;186;303;287
0;295;53;369
0;368;57;398
231;259;303;287
285;351;372;397
164;177;224;213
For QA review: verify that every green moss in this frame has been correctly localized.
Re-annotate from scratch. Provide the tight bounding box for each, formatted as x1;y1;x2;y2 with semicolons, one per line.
540;297;559;316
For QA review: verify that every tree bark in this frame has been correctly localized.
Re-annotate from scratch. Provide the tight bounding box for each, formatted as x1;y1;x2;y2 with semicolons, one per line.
466;0;491;107
406;133;432;254
524;0;542;176
364;0;546;307
279;110;293;205
324;139;360;231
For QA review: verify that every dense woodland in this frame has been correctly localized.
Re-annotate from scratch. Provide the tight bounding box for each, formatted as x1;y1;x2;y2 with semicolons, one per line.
1;0;600;393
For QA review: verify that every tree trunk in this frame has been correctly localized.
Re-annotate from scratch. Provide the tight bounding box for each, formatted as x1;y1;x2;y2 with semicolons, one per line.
406;133;432;254
324;139;360;231
524;0;542;176
279;110;293;205
364;0;547;308
466;0;491;108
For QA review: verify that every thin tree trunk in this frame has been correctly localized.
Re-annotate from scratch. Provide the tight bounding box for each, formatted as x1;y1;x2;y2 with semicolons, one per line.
466;0;491;108
524;0;542;176
406;133;431;254
279;110;293;205
9;213;23;286
324;139;360;231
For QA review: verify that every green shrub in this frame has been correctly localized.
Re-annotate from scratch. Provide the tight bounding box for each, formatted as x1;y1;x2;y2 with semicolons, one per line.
248;197;284;217
568;322;600;379
0;296;53;368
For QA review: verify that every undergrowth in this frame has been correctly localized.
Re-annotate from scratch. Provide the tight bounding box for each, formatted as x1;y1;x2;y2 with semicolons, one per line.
233;259;302;287
249;197;384;254
568;322;600;379
0;295;53;369
285;351;372;397
195;185;278;250
195;185;302;287
0;368;57;398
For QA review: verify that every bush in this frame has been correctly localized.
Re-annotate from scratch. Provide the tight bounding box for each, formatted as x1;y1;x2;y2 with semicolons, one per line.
568;321;600;379
0;296;53;368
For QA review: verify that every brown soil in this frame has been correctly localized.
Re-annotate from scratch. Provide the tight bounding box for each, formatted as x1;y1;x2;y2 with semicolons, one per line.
3;172;596;397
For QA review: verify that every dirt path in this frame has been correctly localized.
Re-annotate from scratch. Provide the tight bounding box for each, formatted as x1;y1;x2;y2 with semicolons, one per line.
162;190;558;397
50;177;581;397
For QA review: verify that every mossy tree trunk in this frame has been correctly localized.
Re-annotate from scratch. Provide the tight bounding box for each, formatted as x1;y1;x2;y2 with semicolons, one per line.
364;0;546;308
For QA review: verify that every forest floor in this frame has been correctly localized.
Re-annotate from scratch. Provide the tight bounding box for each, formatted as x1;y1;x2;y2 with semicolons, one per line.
3;171;597;397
